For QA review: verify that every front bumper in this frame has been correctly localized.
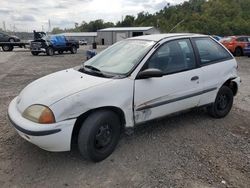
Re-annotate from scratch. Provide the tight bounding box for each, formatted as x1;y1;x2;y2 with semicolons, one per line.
8;97;76;152
30;48;46;52
243;48;250;56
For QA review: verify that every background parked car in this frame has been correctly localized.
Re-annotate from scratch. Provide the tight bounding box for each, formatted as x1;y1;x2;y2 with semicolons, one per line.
244;43;250;57
220;36;250;56
0;32;20;42
79;40;87;45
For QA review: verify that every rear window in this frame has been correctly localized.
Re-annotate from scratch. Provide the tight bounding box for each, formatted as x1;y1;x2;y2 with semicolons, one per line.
194;37;232;65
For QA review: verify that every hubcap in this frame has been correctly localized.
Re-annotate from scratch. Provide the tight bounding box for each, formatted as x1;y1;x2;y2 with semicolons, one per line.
95;124;112;149
217;94;228;110
3;46;9;50
49;49;53;55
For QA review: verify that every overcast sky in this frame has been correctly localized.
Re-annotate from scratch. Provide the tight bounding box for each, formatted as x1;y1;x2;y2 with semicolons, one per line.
0;0;186;32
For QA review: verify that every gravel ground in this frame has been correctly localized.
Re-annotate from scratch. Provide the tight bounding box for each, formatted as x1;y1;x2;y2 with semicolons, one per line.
0;47;249;188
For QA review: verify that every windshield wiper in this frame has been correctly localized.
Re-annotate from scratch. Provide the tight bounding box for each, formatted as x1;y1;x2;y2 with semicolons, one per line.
83;65;114;78
84;65;102;73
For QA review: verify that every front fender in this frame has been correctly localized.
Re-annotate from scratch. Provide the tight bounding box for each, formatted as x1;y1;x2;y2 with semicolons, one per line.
50;78;135;128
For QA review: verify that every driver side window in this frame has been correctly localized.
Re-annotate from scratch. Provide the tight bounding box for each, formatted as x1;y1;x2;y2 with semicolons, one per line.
144;39;196;74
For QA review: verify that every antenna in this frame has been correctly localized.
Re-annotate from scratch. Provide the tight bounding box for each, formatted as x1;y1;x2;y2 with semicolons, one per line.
169;19;185;33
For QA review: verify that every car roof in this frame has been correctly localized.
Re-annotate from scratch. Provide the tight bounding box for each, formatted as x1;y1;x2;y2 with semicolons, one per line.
129;33;207;42
224;36;250;38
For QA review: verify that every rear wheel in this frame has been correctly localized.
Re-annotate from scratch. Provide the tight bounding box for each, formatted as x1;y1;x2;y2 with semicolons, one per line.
71;46;77;54
9;38;15;43
234;47;243;57
2;45;13;51
78;110;121;162
31;51;39;56
207;86;233;118
46;47;54;56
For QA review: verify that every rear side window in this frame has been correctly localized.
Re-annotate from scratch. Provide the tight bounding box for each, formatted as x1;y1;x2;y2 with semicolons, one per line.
193;38;232;65
236;37;248;42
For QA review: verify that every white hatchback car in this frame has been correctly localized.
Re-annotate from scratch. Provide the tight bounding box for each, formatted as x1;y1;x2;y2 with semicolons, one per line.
8;34;240;162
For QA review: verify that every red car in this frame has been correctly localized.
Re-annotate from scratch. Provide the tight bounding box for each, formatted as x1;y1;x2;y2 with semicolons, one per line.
220;36;250;56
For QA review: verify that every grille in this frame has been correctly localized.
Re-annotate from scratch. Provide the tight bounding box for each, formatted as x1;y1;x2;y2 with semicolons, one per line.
31;42;42;49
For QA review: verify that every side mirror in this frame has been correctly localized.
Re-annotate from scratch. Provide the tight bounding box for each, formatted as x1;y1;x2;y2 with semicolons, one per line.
136;68;164;79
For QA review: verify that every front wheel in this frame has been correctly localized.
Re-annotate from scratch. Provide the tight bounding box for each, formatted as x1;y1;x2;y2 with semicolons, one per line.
71;46;77;54
234;47;242;57
78;110;121;162
46;47;54;56
207;86;233;118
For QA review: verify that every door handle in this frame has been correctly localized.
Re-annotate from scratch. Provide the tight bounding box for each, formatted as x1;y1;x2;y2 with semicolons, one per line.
191;76;199;81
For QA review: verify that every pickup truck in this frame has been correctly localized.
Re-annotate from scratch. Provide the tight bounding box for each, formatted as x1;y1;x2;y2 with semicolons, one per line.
30;32;79;56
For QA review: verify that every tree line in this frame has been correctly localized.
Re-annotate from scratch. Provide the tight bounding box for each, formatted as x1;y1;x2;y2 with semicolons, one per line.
52;0;250;36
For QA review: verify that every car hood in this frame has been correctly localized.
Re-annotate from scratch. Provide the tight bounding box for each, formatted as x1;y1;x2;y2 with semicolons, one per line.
17;68;113;112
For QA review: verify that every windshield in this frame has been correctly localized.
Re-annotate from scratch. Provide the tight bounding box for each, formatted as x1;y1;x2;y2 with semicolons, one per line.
84;40;155;75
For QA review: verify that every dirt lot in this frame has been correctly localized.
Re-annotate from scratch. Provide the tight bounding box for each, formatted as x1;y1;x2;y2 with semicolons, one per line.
0;47;249;188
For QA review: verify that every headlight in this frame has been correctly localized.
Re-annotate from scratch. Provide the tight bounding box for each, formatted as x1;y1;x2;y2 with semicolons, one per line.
22;105;55;124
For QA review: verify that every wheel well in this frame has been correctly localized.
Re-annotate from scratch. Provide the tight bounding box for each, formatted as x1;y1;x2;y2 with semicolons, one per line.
223;79;238;96
235;46;243;53
71;106;126;148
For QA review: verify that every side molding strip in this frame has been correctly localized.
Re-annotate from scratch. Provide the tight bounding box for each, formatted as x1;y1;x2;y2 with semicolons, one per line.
136;87;217;111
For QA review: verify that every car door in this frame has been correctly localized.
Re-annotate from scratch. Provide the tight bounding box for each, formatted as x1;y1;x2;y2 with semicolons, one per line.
236;37;248;49
134;38;203;123
191;37;235;106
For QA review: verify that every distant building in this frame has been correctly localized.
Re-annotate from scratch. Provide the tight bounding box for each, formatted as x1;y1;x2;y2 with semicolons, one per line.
61;32;97;44
97;27;160;45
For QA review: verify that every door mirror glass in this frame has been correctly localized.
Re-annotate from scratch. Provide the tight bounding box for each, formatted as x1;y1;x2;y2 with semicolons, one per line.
137;68;164;79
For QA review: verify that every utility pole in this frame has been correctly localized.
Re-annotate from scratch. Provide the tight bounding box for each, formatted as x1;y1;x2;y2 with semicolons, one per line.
48;19;51;33
3;21;6;31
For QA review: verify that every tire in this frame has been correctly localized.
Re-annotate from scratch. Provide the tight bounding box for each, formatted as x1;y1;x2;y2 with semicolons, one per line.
234;47;242;57
9;38;15;43
71;46;77;54
58;50;63;54
2;45;13;51
207;86;234;118
78;110;121;162
31;51;39;56
46;47;54;56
